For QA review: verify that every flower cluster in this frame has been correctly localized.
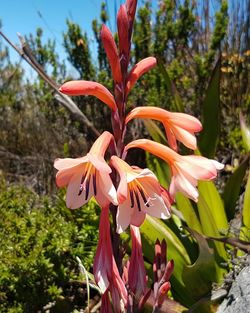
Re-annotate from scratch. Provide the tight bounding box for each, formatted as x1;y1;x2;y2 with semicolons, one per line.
54;0;224;311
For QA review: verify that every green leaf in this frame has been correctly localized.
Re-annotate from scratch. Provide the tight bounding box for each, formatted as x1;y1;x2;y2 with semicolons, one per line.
199;58;221;158
175;193;202;233
197;183;228;267
242;170;250;229
198;181;228;234
144;119;166;144
222;155;250;220
182;227;217;301
158;60;184;112
240;112;250;152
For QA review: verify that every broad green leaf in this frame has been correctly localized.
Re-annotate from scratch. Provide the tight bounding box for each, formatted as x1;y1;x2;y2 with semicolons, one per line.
242;170;250;229
222;155;250;220
182;228;217;302
197;188;227;266
240;112;250;152
198;181;228;233
199;58;221;158
175;193;202;233
158;61;184;112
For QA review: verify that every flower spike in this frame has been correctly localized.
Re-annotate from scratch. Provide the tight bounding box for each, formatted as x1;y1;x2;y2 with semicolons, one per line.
59;80;117;111
54;131;117;209
110;156;171;233
125;139;224;202
101;24;122;83
126;57;157;95
126;106;202;150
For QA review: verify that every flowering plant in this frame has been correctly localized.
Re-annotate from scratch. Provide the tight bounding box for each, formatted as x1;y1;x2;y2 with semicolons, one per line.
54;0;224;311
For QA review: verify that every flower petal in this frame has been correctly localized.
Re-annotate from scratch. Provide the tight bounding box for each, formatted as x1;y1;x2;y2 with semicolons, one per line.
59;80;117;111
55;163;83;187
54;157;87;171
126;57;157;94
96;172;118;207
116;199;133;233
101;25;122;83
66;171;94;209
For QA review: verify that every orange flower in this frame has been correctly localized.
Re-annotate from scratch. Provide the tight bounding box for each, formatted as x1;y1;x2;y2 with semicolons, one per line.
126;57;157;94
126;106;202;150
125;139;224;202
59;80;117;111
110;156;171;233
54;132;117;209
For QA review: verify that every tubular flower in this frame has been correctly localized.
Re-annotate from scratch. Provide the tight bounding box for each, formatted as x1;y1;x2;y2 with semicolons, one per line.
125;139;224;202
126;106;202;150
94;206;127;310
110;156;171;233
54;131;117;209
126;58;157;95
59;80;117;111
128;225;147;299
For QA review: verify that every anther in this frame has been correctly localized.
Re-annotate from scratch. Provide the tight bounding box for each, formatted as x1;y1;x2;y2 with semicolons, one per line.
130;189;135;208
134;190;141;211
93;172;97;196
137;186;150;207
85;177;90;200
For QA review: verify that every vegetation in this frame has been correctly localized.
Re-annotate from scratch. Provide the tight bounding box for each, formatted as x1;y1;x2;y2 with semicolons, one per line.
0;0;249;312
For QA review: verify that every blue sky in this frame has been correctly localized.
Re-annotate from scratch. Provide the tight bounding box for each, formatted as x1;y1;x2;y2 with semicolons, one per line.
0;0;145;74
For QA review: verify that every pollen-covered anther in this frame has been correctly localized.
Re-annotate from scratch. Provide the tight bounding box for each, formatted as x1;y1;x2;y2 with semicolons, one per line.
129;181;151;211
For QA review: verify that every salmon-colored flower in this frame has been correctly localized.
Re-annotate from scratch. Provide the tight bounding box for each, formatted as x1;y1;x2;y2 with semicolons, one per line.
125;139;224;202
126;106;202;150
101;24;122;83
54;131;117;209
94;206;127;311
126;57;157;95
110;156;171;233
59;80;117;111
128;225;147;299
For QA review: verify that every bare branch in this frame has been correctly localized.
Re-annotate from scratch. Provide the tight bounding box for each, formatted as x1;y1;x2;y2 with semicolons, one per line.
0;31;100;138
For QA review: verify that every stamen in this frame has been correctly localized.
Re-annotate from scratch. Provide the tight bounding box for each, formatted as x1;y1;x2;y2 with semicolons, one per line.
85;177;90;200
137;186;150;207
134;190;141;211
93;171;97;196
130;189;135;208
78;185;83;196
78;171;87;196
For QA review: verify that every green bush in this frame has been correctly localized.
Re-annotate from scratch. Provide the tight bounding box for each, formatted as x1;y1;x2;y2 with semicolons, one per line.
0;181;100;312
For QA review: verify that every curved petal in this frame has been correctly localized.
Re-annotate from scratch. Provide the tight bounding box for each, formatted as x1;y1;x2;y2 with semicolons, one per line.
55;163;84;187
59;80;117;111
141;180;171;219
54;156;87;171
126;57;157;94
178;155;219;180
96;172;118;207
172;125;197;150
101;25;122;83
66;171;94;209
167;112;202;132
89;131;114;156
89;154;112;174
164;124;178;151
130;210;146;227
169;172;199;202
116;199;133;233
